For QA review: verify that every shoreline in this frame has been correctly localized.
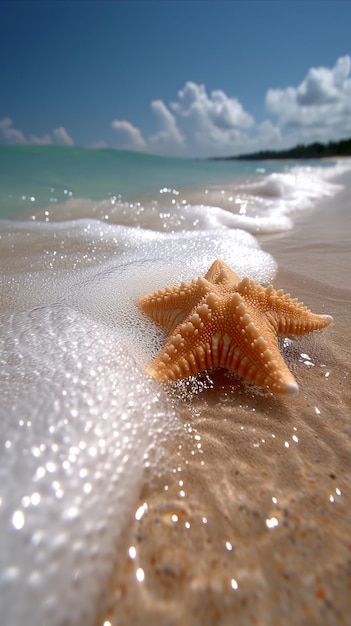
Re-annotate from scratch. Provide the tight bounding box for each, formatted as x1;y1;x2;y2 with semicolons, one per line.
261;168;351;290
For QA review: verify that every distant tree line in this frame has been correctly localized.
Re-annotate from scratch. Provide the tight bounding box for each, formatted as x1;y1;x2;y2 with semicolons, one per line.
211;138;351;161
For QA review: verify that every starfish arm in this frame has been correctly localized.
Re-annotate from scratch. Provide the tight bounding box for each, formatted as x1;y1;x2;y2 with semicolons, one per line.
263;286;333;336
219;294;299;394
237;277;333;336
204;259;240;289
146;294;220;381
138;276;213;333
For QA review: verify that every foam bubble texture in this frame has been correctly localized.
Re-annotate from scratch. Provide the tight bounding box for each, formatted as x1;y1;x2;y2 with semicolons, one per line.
239;160;351;218
0;306;177;625
0;221;277;625
0;222;277;361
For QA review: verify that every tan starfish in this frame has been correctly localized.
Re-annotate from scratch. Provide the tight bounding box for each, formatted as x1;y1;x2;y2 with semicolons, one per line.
139;259;333;394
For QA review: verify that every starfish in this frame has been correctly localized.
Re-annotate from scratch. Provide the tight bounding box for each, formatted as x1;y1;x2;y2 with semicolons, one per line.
139;259;333;394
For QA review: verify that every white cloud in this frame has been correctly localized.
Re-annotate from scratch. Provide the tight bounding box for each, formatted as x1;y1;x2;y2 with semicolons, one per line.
0;118;75;147
173;82;253;130
265;56;351;142
168;81;254;155
142;60;351;155
255;119;283;148
0;117;27;144
4;57;350;158
29;133;53;145
53;126;74;146
149;99;184;149
111;119;146;149
110;82;255;157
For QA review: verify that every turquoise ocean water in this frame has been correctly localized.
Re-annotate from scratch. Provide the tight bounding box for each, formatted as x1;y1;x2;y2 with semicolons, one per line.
0;145;301;219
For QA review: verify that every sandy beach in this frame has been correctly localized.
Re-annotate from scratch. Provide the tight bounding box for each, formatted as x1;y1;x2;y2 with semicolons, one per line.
100;170;351;626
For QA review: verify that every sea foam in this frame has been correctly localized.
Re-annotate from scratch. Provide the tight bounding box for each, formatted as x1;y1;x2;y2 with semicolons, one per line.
0;221;276;626
27;160;351;237
238;160;351;220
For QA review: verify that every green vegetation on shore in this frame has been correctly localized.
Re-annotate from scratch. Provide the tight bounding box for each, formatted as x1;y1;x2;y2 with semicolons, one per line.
211;138;351;161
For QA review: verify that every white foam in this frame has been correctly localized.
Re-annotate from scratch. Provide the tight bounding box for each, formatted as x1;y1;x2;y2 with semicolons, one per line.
0;220;277;626
238;160;351;222
28;196;293;234
0;219;276;311
155;203;293;234
29;160;350;236
0;306;176;625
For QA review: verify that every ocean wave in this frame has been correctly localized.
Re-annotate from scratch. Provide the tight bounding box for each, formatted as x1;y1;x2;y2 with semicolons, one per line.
237;159;351;218
26;160;351;237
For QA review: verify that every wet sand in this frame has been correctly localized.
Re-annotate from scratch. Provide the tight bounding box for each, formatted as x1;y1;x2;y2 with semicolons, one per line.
100;172;351;625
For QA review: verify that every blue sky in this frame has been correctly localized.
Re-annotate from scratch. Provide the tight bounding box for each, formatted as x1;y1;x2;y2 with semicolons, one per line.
1;1;351;157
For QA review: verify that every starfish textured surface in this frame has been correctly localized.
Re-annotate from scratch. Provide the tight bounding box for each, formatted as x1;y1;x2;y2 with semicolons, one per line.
139;260;333;394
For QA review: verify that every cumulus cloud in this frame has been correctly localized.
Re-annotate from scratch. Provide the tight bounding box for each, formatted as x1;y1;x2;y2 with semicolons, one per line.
255;119;282;146
4;56;349;157
265;55;351;142
168;81;254;154
53;126;74;146
111;119;146;149
0;117;27;144
29;133;53;145
149;99;184;149
135;59;351;156
110;82;254;157
0;117;75;147
173;81;253;130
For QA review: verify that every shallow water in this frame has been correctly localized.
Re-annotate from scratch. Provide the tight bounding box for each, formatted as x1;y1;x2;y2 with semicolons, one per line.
0;145;264;219
0;152;351;625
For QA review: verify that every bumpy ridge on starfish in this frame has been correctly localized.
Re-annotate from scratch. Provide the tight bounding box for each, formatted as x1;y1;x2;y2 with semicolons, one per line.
138;259;333;394
139;277;213;333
